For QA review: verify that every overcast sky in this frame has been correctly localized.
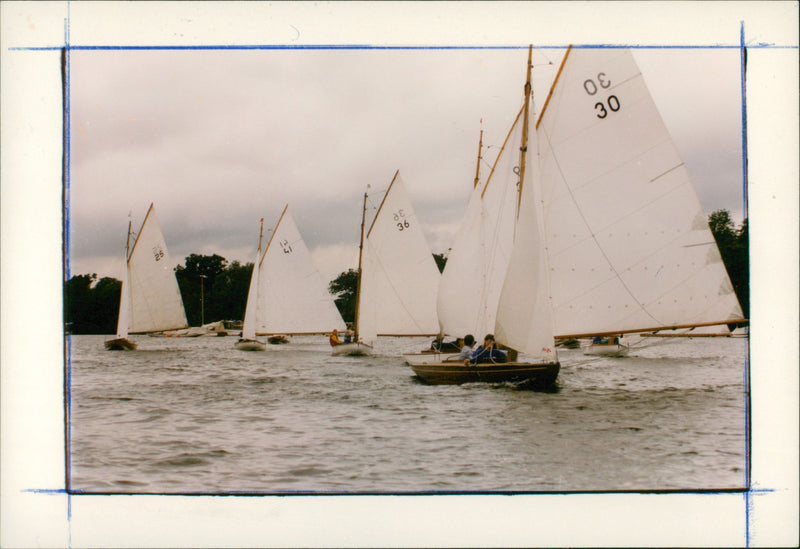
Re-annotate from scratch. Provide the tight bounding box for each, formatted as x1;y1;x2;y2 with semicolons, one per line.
67;45;746;284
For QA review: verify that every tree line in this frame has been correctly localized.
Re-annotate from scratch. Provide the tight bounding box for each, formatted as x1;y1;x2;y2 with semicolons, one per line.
64;213;748;334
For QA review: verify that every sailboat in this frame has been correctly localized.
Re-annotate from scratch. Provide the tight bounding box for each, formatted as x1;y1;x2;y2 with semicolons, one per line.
238;205;346;352
234;218;267;351
331;190;375;357
331;172;442;356
532;46;746;355
409;47;561;386
105;203;188;350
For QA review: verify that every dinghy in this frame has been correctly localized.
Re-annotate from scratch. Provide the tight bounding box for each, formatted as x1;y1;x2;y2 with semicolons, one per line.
238;206;346;351
105;204;188;350
332;172;442;356
410;47;560;387
235;218;267;351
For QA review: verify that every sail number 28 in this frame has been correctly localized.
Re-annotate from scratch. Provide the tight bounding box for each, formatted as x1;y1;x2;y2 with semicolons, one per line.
584;72;620;119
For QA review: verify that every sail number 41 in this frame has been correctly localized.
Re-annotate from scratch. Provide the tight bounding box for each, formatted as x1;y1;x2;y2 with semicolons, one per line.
584;72;621;119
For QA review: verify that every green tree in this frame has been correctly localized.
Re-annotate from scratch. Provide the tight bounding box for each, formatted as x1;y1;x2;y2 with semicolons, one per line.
175;253;228;325
212;260;254;321
64;274;121;334
329;269;359;323
708;209;749;319
433;252;447;273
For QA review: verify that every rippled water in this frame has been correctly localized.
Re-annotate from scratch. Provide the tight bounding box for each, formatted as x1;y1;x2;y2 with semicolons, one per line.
67;334;748;493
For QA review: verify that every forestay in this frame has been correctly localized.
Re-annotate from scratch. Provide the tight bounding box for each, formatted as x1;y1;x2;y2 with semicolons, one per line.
127;204;188;334
536;47;744;336
256;205;346;335
357;172;441;340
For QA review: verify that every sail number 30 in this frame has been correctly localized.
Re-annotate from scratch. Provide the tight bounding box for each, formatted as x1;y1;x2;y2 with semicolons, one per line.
393;210;410;231
584;72;621;119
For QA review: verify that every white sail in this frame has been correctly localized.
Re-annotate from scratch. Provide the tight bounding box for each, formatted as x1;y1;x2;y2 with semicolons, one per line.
436;107;524;339
126;204;188;334
256;205;345;334
495;109;557;362
115;245;131;340
239;224;263;341
536;47;744;337
358;172;441;337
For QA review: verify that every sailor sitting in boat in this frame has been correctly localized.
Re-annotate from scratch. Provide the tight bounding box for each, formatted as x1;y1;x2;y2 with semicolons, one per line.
592;336;620;345
329;329;343;347
456;334;476;360
426;335;462;352
465;334;507;365
343;323;354;343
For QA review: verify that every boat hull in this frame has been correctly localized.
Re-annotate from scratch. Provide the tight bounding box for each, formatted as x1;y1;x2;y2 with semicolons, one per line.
331;342;373;356
105;337;137;351
584;344;629;357
234;339;266;351
268;335;290;345
410;361;560;386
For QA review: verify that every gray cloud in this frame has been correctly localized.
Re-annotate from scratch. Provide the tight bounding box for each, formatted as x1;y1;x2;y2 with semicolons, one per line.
68;47;746;281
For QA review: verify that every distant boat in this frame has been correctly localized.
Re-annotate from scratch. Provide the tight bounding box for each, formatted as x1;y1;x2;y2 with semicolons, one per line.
410;46;560;387
235;218;267;351
247;206;346;351
332;172;441;356
331;190;375;357
531;47;747;354
238;208;346;351
105;204;188;350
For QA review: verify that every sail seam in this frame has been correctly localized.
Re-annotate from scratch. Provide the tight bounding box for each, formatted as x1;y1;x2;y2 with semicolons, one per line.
542;124;696;326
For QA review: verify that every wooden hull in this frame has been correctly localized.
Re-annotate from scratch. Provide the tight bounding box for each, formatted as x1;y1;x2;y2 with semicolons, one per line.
331;342;373;356
234;339;266;351
268;335;290;344
105;337;137;351
410;361;560;387
584;344;629;357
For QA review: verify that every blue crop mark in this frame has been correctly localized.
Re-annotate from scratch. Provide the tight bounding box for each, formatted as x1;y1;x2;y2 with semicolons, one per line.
8;8;793;547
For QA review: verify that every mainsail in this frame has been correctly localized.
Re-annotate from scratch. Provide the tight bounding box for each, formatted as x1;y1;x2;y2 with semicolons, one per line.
495;70;557;363
256;205;345;335
125;204;188;335
535;47;745;337
239;220;263;342
357;171;441;340
436;107;524;339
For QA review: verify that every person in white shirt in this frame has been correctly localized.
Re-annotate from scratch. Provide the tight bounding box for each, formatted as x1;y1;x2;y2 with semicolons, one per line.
458;334;476;362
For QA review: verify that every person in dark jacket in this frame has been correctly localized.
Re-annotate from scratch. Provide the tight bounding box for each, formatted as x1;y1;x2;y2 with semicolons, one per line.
466;334;507;365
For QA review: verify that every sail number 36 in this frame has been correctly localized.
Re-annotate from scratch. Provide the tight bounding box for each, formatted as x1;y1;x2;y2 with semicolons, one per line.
584;72;621;119
393;210;410;231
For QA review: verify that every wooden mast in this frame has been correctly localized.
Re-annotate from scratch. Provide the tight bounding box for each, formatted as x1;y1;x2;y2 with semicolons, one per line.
473;128;483;189
257;217;264;254
124;216;132;262
353;190;368;341
516;45;533;219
